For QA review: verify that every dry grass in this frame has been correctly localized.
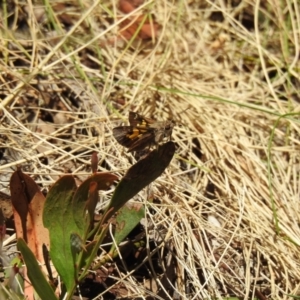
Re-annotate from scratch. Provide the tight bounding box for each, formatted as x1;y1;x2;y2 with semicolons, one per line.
1;0;300;299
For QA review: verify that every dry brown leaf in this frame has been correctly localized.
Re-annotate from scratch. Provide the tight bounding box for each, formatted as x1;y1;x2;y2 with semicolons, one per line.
118;0;160;41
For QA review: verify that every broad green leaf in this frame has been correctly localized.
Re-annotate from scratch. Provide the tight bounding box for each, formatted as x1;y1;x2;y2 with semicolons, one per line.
109;203;145;255
105;142;175;221
43;175;77;294
17;239;57;300
72;173;118;236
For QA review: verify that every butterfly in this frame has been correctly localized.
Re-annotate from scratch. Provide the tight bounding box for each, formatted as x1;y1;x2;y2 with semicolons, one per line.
113;111;175;152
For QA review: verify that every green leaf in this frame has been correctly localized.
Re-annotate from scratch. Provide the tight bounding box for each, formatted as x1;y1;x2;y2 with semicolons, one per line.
105;142;175;222
17;239;57;300
72;173;118;236
109;203;145;255
43;175;78;294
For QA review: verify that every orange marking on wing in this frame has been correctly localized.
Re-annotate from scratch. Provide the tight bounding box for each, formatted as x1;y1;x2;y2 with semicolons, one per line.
128;129;140;139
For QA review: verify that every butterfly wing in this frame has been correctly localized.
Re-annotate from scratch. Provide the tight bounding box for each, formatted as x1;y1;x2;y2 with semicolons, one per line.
113;126;155;152
129;111;155;127
127;131;154;152
113;126;136;148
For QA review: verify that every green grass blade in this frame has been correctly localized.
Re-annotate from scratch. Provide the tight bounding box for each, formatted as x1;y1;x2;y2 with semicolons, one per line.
17;239;57;300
